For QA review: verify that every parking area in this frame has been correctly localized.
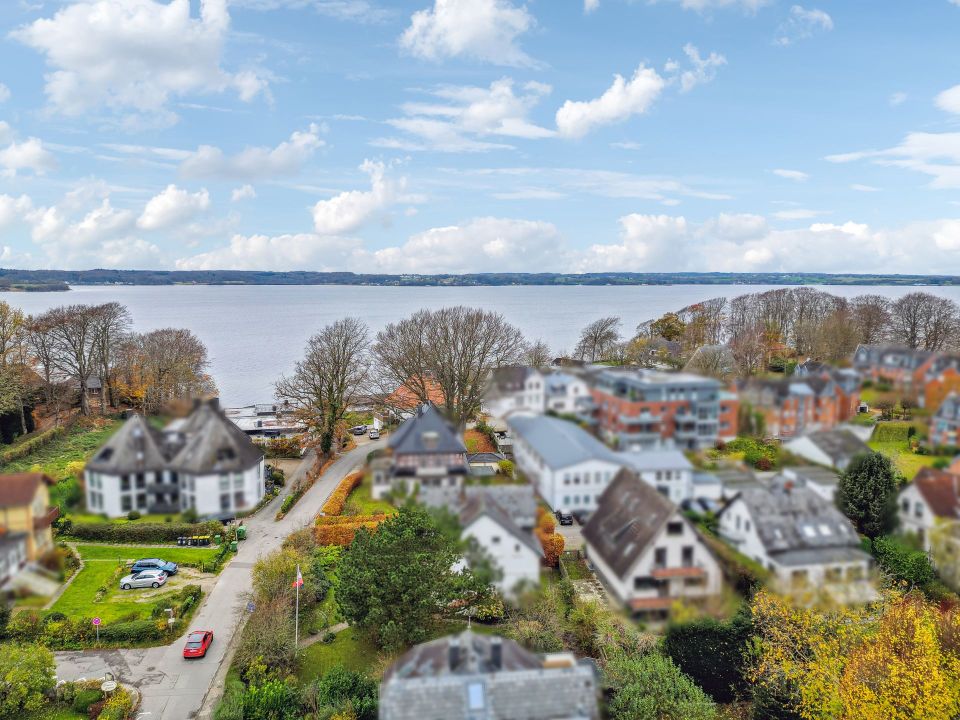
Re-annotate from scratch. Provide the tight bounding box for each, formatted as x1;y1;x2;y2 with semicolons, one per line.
555;515;585;550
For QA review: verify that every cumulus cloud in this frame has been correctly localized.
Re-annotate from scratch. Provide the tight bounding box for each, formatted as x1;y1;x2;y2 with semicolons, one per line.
400;0;538;67
936;85;960;115
556;66;666;139
231;184;257;202
775;5;834;46
311;160;409;235
673;44;727;92
374;78;554;152
0;137;57;177
772;168;809;182
826;132;960;189
137;184;211;230
180;124;325;180
176;233;360;270
367;217;567;273
0;194;33;230
11;0;269;124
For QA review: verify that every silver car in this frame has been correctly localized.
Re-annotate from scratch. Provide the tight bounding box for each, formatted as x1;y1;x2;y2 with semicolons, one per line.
119;569;167;590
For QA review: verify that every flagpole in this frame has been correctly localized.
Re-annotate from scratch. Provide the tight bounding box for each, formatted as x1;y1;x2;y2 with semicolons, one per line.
294;564;300;652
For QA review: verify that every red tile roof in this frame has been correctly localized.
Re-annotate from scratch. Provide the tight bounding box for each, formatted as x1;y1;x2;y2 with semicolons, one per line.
913;467;960;520
0;473;55;509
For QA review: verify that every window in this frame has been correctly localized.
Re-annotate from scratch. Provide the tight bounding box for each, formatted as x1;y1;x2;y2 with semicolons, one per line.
825;567;843;583
666;521;684;536
656;471;663;481
234;491;246;509
135;473;145;489
120;476;130;492
654;547;667;568
745;520;751;532
634;576;658;590
121;496;132;512
563;496;571;505
219;475;230;491
683;576;706;587
234;473;244;488
491;536;501;544
791;569;809;586
682;546;694;566
563;474;571;485
735;516;741;530
220;493;231;511
901;499;910;513
136;493;147;509
914;502;923;518
467;683;485;711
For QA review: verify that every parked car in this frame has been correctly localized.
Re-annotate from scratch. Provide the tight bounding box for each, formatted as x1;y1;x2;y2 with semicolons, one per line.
183;630;214;659
119;569;167;590
131;558;179;576
368;428;380;439
349;424;367;435
555;509;574;526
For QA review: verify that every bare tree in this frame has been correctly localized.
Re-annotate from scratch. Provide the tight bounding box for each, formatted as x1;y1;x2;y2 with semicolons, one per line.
275;317;371;456
889;292;960;351
524;339;552;369
92;302;132;413
729;324;767;376
374;306;525;427
0;301;25;367
574;316;622;362
684;345;736;379
850;294;891;345
44;305;101;416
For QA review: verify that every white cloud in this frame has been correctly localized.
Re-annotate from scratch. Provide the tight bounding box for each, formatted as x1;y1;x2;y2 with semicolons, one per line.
375;78;554;152
772;208;827;220
0;122;11;146
367;217;567;273
176;233;360;270
492;188;566;200
0;84;9;103
889;91;908;106
935;85;960;115
231;184;257;202
400;0;538;67
584;0;600;12
775;5;833;46
675;44;726;92
180;124;325;180
137;184;211;230
662;0;769;11
556;65;666;138
11;0;269;124
230;0;392;22
0;137;57;177
827;132;960;189
0;194;33;230
851;184;880;192
311;160;408;234
772;168;809;182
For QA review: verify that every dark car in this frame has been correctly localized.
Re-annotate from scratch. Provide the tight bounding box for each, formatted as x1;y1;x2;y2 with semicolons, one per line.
131;558;178;576
183;630;214;659
555;509;574;526
349;424;367;435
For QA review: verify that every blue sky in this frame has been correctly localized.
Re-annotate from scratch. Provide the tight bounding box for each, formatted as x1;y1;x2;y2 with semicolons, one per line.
0;0;959;274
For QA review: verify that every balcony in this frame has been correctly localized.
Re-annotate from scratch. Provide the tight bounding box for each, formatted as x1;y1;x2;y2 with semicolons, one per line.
146;482;180;494
34;506;59;530
651;566;706;580
148;502;181;515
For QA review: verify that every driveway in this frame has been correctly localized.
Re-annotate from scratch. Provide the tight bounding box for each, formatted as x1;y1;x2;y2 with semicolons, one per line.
54;438;385;720
556;516;585;551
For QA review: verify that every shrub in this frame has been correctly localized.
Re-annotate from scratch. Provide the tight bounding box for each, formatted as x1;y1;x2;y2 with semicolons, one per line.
607;652;717;720
262;436;304;459
322;472;364;516
96;686;134;720
869;535;936;590
67;520;220;543
700;533;770;595
99;619;165;642
72;687;103;712
0;642;57;715
126;510;141;521
303;665;378;720
241;680;299;720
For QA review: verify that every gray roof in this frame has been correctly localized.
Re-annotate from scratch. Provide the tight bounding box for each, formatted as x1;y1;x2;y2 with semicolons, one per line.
617;449;693;472
782;466;841;488
169;402;264;474
390;404;467;456
467;452;506;464
85;413;168;474
459;490;542;557
486;366;537;399
721;478;865;560
463;485;538;530
714;468;763;491
853;344;933;370
935;392;960;422
380;630;598;720
507;414;620;469
792;430;870;463
582;469;677;579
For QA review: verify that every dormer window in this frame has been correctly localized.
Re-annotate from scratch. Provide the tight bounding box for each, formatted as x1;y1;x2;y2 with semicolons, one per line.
422;431;439;450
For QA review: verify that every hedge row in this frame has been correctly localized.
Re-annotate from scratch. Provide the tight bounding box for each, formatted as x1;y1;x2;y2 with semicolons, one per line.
66;520;222;544
321;471;364;515
0;423;68;464
314;519;382;546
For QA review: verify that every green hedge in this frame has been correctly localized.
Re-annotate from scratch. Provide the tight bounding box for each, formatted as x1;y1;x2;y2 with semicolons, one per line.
0;424;67;464
66;520;222;544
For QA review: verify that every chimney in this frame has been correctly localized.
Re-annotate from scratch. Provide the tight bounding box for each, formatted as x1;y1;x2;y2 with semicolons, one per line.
490;637;502;671
448;637;461;670
783;480;794;495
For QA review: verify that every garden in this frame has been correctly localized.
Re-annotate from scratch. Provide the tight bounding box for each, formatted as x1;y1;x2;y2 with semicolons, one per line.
867;420;953;480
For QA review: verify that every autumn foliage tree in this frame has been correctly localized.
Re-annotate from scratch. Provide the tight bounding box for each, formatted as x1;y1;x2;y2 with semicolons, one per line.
534;508;565;567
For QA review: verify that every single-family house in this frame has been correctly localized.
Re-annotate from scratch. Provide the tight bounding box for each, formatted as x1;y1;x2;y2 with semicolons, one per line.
781;466;842;503
0;472;58;562
379;630;599;720
223;402;306;440
582;469;723;621
0;531;27;587
84;399;266;518
718;477;874;601
617;449;696;506
930;392;960;449
783;429;870;470
898;467;960;552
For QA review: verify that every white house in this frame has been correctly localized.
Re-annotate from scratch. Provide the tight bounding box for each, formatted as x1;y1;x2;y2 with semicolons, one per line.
484;367;592;421
85;400;266;518
783;429;870;471
459;489;542;598
718;477;874;602
582;469;723;621
507;414;623;513
618;450;695;506
898;467;960;552
781;466;841;503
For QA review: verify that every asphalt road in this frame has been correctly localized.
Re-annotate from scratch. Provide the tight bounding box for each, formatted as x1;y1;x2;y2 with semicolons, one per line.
54;437;384;720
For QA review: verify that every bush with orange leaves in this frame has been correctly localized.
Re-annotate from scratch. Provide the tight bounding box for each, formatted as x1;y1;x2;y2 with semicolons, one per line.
534;507;564;567
321;471;364;516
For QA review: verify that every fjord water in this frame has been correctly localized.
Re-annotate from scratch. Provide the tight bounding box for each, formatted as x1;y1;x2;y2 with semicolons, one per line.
9;284;960;406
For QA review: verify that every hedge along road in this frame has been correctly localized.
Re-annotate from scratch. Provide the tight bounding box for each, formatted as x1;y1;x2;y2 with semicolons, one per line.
54;438;385;720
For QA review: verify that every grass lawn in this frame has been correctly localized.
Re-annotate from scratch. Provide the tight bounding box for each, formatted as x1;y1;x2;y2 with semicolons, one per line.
868;440;950;480
296;626;382;680
68;512;186;525
0;418;123;480
50;544;220;623
345;475;395;515
23;707;86;720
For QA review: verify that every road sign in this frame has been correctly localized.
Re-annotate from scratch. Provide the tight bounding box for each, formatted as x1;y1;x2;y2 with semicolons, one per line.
92;617;101;626
101;680;117;693
246;601;255;613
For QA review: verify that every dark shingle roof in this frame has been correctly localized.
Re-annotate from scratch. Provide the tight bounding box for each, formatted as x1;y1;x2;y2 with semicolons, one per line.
0;473;54;508
384;631;542;681
912;467;960;520
389;404;466;455
581;469;675;579
169;402;264;474
459;489;542;556
84;414;169;474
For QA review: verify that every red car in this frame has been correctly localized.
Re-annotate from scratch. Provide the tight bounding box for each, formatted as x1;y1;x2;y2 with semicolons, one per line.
182;630;213;659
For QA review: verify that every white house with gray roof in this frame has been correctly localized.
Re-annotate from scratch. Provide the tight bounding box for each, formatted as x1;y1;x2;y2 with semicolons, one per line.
379;630;599;720
718;477;874;601
84;400;265;518
484;366;592;421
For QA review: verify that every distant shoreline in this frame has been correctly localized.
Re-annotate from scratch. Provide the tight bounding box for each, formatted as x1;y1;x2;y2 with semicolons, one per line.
2;269;960;292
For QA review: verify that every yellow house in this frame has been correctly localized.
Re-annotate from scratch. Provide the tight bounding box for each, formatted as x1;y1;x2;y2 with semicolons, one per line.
0;473;58;561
